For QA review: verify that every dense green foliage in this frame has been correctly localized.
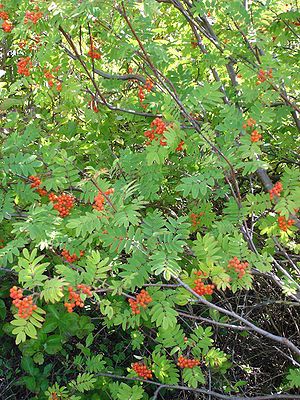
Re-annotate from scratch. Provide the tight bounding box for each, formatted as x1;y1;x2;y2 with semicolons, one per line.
0;0;300;399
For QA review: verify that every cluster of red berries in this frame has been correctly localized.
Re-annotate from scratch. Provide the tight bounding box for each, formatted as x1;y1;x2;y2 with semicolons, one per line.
49;193;75;217
0;238;4;249
93;188;114;211
24;7;43;24
190;212;205;227
132;362;153;379
193;271;215;296
10;286;37;319
227;257;249;278
64;285;92;313
77;284;93;296
87;42;101;60
28;175;48;196
144;118;168;146
129;289;152;315
177;356;200;369
256;68;272;84
29;175;41;188
44;66;62;91
17;57;32;76
242;118;262;143
176;140;185;151
36;187;48;196
61;249;84;263
278;215;294;232
144;118;184;150
138;78;154;109
250;130;262;142
269;181;283;200
88;97;99;113
242;118;256;129
0;4;13;32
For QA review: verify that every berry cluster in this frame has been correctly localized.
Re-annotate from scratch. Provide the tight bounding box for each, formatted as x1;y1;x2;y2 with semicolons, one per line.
242;118;262;142
242;118;256;129
64;285;92;313
138;78;153;109
0;238;4;249
132;362;153;379
17;57;32;76
269;181;283;200
227;257;249;278
10;286;37;319
61;249;84;263
193;271;215;296
77;284;93;296
28;175;48;196
44;66;62;91
24;8;43;24
29;175;41;188
190;212;205;227
49;193;75;217
129;289;152;315
176;140;185;152
144;118;167;146
0;10;8;21
256;68;272;84
177;356;200;369
88;42;101;59
0;4;13;32
278;215;294;232
36;187;48;196
250;130;262;143
88;97;99;113
144;118;184;150
93;188;114;211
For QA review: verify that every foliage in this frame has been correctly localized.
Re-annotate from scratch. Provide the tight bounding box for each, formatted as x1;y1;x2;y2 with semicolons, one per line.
0;0;299;399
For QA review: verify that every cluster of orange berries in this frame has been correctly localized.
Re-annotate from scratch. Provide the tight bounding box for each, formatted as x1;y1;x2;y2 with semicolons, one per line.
24;7;43;24
193;271;215;296
93;188;114;211
88;97;99;113
28;175;47;196
17;57;32;76
44;66;62;91
144;118;168;146
177;356;200;369
0;4;13;32
64;285;92;313
61;249;84;263
132;362;153;379
242;118;262;143
190;212;205;227
129;289;152;315
49;193;75;217
257;68;272;84
87;42;101;60
138;78;154;109
227;257;249;278
10;286;37;319
277;215;294;232
269;181;283;200
144;118;184;151
29;175;41;188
